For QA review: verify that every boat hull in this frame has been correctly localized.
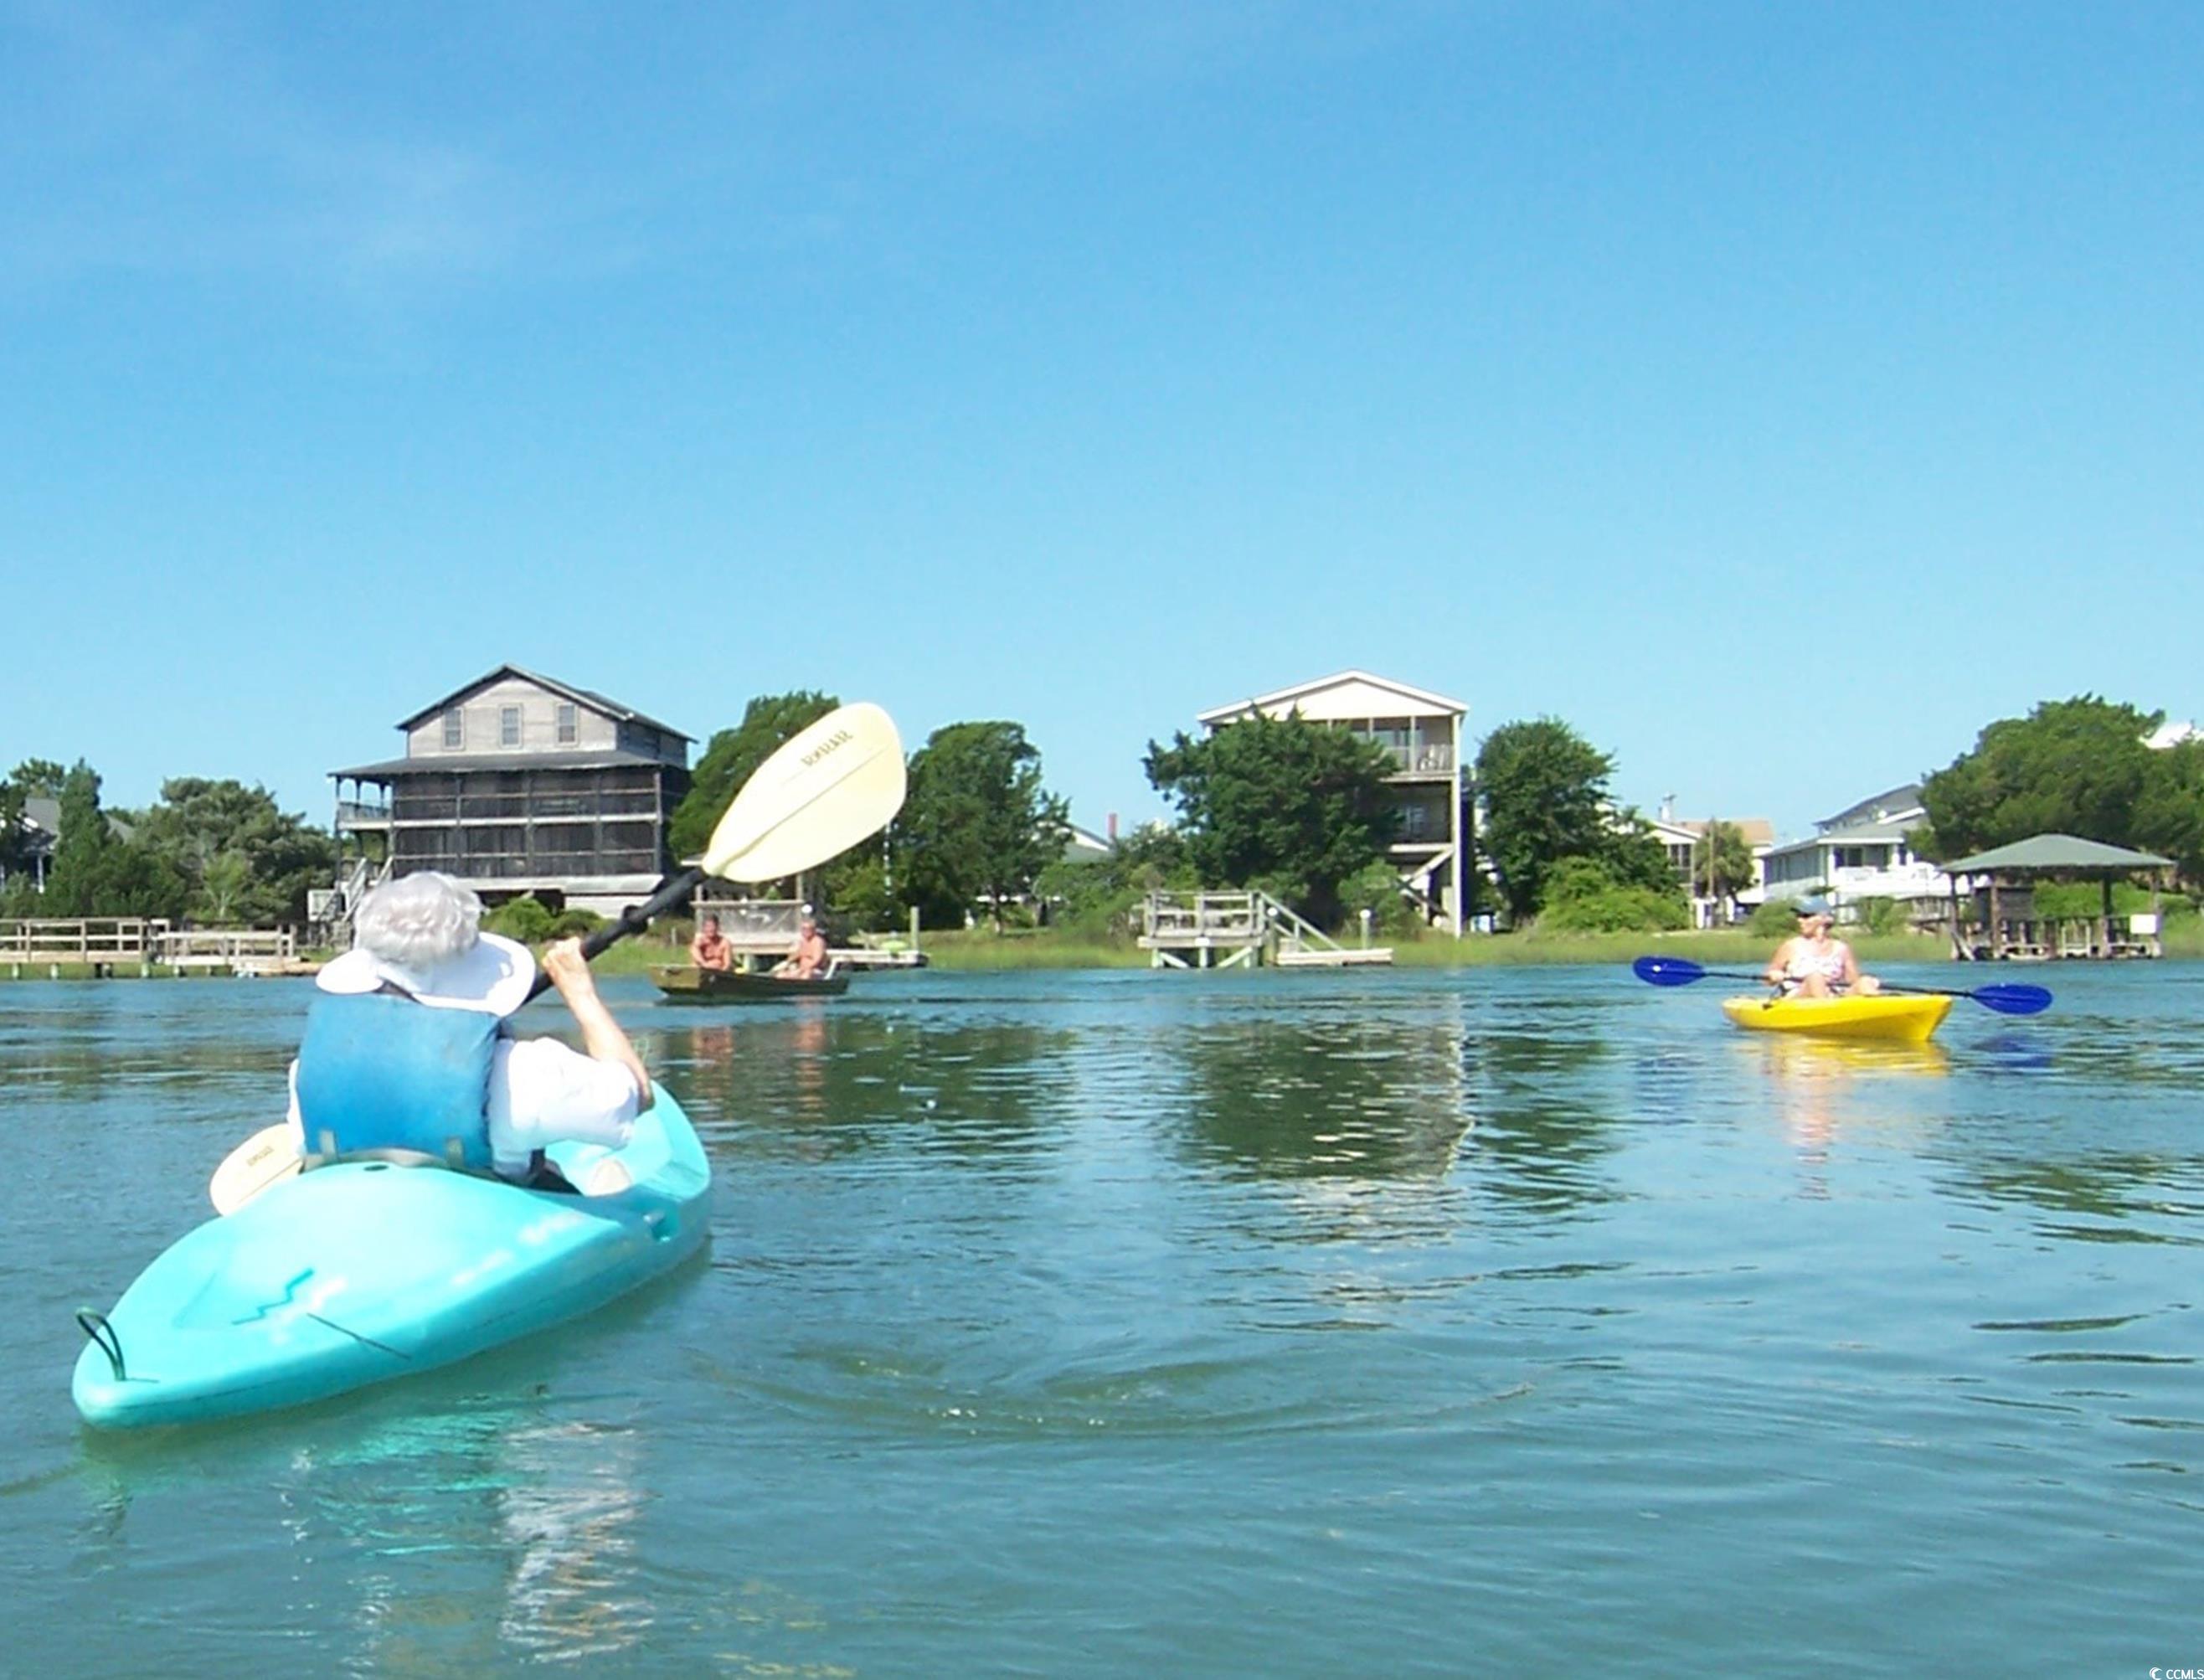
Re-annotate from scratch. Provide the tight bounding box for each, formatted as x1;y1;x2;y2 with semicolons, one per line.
652;965;851;1002
73;1087;711;1430
1721;993;1954;1044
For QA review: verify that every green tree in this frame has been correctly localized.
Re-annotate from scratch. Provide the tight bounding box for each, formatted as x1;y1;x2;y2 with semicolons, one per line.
2134;738;2204;889
10;759;65;798
1691;820;1757;920
41;760;118;915
41;760;188;918
1917;697;2160;859
1034;824;1197;939
0;757;67;884
1538;856;1689;933
1473;719;1626;925
901;721;1070;930
131;778;338;925
670;690;841;862
1144;712;1400;930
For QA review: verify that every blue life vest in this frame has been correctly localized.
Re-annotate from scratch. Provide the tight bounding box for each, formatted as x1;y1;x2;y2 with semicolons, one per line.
295;992;501;1171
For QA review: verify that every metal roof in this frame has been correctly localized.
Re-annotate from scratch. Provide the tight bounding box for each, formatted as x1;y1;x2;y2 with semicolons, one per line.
330;749;677;780
392;665;693;741
1817;783;1923;831
1942;833;2176;874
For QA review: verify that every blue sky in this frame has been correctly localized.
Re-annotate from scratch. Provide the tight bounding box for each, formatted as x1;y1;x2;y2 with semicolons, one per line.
4;1;2198;843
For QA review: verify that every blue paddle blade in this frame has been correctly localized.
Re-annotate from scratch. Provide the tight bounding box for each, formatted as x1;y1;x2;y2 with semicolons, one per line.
1632;956;1706;987
1970;984;2053;1016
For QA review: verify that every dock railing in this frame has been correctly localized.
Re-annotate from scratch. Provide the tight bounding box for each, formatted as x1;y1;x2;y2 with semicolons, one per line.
151;928;298;972
0;917;172;965
1139;891;1393;968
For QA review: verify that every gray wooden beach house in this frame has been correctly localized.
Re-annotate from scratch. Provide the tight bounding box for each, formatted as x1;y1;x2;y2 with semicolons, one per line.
327;666;692;922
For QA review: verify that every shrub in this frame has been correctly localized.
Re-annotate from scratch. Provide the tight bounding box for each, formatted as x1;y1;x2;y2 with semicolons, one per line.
1748;897;1807;936
1540;856;1690;933
483;896;557;944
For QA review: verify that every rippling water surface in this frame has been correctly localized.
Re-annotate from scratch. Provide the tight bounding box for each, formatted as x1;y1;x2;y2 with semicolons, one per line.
4;963;2202;1674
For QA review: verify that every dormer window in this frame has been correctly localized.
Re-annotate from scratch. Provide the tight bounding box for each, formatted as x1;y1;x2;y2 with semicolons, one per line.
442;709;463;749
500;705;522;749
556;703;578;745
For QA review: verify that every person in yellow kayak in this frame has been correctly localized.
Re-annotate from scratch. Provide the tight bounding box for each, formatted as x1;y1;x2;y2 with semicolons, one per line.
1763;898;1882;998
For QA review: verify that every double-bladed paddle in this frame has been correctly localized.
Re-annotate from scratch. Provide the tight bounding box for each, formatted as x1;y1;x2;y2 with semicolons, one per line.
1630;954;2053;1016
209;702;907;1214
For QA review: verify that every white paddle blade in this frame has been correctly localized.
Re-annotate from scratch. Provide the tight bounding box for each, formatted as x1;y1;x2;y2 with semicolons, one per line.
703;702;907;883
210;1122;304;1216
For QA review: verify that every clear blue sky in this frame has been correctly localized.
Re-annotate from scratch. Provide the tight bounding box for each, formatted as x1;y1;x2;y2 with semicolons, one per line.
5;2;2198;843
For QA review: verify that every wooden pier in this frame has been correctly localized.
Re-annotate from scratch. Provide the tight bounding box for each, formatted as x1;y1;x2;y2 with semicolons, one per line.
1139;891;1393;969
0;919;310;978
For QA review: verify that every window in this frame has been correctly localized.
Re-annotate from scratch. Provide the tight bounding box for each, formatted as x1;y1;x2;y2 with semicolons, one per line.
442;709;463;750
500;705;522;749
556;703;578;745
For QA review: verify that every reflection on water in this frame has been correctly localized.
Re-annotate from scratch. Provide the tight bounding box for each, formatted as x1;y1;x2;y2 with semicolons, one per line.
1733;1033;1950;1198
1172;995;1471;1182
10;965;2204;1676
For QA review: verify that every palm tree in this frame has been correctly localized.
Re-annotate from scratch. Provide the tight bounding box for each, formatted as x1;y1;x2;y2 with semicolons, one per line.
1692;820;1756;924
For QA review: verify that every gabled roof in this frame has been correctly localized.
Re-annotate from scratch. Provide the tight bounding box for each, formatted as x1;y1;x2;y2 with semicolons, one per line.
1817;783;1923;832
1648;816;1778;848
1942;833;2176;875
1197;668;1467;724
394;665;692;741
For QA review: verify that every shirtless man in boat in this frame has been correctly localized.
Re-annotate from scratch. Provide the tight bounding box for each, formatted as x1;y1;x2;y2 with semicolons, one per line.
1763;899;1882;998
689;913;733;972
775;915;830;980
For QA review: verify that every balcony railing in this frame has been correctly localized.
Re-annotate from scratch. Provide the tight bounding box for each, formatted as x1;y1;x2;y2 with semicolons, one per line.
336;800;392;829
1375;743;1454;775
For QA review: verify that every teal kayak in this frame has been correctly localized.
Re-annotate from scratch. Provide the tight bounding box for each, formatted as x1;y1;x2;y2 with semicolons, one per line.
72;1085;711;1430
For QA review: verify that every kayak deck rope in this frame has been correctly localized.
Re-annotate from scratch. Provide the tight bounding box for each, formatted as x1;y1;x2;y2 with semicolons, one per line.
75;1308;126;1381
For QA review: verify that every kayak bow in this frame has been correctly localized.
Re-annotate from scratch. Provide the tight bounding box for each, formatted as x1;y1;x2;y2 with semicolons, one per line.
73;1085;711;1429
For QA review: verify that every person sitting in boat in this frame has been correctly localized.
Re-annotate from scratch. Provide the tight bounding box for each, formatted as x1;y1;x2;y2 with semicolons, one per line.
689;913;733;972
1763;899;1882;998
286;872;651;1187
775;914;830;980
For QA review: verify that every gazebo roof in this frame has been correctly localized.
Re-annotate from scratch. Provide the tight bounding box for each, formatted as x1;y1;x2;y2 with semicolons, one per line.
1942;833;2175;876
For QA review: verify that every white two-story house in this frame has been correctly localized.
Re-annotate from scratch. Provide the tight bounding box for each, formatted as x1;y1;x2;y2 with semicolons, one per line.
1760;784;1950;918
1197;670;1467;934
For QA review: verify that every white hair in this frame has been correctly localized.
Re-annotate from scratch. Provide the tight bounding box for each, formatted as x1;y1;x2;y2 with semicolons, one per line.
353;872;482;971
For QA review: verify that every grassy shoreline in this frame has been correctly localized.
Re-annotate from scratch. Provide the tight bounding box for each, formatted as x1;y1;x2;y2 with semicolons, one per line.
8;914;2195;980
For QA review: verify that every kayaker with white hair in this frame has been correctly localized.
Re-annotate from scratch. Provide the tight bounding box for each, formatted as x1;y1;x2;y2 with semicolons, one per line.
1762;898;1882;999
287;871;650;1188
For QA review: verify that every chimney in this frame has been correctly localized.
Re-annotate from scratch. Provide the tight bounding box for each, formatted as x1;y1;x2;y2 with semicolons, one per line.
1107;812;1119;841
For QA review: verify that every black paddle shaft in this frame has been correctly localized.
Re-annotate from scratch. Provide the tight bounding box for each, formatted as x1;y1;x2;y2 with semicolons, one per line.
521;865;704;1004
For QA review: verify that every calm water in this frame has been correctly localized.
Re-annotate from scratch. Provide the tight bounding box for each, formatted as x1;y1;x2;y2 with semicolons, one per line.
4;962;2202;1675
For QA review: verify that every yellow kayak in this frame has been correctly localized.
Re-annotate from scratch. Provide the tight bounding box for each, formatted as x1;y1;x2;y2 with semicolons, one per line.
1722;992;1954;1044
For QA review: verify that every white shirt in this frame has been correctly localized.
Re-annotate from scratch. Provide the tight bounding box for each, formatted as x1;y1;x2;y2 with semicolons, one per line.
287;1036;640;1178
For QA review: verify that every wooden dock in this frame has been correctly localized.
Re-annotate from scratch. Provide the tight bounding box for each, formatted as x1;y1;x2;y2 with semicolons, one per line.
1139;891;1393;969
1;919;310;977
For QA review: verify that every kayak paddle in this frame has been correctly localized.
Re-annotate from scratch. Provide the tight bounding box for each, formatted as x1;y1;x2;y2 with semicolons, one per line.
1630;955;2053;1016
523;699;906;1002
209;701;906;1214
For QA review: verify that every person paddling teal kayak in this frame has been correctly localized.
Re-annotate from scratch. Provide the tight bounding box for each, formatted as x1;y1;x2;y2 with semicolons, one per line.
289;872;647;1188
